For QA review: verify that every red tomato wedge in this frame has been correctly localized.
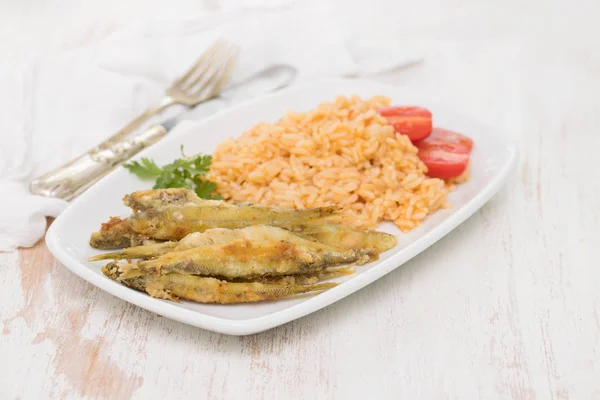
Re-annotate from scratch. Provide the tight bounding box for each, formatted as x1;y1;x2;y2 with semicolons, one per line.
377;106;433;142
417;148;469;179
415;127;474;154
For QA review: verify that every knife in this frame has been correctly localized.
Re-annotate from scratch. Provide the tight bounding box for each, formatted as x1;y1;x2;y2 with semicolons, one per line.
165;64;296;130
125;64;297;148
29;64;297;201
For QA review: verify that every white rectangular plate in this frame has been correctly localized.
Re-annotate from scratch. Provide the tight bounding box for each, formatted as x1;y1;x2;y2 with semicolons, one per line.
46;78;517;336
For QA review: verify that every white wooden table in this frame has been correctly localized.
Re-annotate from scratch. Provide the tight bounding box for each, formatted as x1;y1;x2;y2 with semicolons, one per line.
1;1;599;399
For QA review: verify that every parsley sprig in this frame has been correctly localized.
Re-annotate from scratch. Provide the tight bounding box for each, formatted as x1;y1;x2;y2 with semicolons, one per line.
123;146;222;199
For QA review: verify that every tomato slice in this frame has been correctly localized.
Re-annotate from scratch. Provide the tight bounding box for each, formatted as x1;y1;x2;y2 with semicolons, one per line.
377;106;433;142
415;127;473;153
417;148;469;179
416;140;470;154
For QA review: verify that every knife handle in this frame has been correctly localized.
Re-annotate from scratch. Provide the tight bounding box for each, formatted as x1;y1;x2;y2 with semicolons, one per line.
30;125;168;201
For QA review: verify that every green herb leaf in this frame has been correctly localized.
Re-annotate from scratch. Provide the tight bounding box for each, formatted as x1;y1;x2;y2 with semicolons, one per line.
124;146;220;199
194;180;222;200
123;157;163;179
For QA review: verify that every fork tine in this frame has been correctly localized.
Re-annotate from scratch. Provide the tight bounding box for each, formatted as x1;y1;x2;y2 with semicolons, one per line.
180;41;232;92
181;43;229;91
204;46;239;98
190;44;239;99
183;42;237;94
174;39;225;87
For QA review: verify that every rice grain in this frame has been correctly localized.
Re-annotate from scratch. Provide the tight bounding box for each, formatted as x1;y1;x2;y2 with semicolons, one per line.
207;95;462;231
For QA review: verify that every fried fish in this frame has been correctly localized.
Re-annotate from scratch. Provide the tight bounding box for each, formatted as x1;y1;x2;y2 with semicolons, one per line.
89;225;374;263
103;262;337;304
113;235;367;280
89;217;151;249
90;188;341;248
128;202;340;241
294;222;398;253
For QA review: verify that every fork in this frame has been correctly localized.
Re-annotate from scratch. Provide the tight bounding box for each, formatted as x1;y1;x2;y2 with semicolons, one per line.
30;39;238;201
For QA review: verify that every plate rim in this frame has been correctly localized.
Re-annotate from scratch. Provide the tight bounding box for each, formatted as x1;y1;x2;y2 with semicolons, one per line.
45;77;519;336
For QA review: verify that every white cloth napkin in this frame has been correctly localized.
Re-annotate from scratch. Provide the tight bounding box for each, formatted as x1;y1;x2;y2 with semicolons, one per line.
0;3;422;252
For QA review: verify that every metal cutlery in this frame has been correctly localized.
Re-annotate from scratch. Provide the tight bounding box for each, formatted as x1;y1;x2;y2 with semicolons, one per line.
30;40;239;201
158;64;297;131
90;63;297;187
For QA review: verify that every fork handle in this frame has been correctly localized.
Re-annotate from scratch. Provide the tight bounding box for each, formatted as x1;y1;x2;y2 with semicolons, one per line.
30;124;169;201
99;96;176;149
29;96;177;201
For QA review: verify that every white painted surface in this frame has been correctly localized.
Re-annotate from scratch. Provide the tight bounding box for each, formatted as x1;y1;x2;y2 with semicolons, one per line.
1;0;599;398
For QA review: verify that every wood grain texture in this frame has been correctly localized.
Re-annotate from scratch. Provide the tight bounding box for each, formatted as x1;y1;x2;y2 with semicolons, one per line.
1;0;599;399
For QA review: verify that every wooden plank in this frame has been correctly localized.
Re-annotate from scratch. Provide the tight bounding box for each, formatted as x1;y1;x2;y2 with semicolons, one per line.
1;0;600;398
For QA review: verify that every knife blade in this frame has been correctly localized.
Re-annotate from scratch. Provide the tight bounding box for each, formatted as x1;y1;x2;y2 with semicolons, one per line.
161;64;297;131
